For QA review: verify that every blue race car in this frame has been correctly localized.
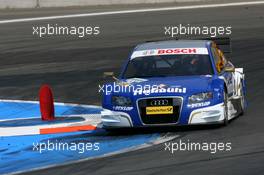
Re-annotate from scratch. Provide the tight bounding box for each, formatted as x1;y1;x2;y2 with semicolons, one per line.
101;39;246;128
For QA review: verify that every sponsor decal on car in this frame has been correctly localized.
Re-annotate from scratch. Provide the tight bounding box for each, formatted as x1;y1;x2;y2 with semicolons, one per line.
187;101;211;108
146;106;173;115
113;106;133;111
133;87;187;95
131;48;208;59
158;48;197;54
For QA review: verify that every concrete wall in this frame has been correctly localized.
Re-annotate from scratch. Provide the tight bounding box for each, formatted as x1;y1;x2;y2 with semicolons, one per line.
0;0;38;8
40;0;202;7
0;0;203;9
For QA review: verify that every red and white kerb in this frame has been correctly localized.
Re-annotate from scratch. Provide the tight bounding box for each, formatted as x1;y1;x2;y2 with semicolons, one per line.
131;48;209;59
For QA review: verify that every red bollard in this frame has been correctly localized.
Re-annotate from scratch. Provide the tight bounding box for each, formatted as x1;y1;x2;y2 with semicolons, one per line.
39;84;55;121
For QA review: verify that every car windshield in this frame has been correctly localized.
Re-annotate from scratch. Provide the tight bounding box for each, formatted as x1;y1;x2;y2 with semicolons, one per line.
123;54;213;78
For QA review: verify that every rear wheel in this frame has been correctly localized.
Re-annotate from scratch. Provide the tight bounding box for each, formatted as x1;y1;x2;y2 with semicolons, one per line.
223;91;229;126
239;81;245;115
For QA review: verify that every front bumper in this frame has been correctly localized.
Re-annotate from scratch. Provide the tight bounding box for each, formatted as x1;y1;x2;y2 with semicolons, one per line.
188;103;225;124
101;102;225;128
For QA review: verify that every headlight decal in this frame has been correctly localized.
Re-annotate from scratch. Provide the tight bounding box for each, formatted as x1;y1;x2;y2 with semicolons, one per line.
188;92;213;104
112;96;132;107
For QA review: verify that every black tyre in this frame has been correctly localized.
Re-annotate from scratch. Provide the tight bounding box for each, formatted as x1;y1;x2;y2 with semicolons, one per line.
223;91;229;126
239;81;245;115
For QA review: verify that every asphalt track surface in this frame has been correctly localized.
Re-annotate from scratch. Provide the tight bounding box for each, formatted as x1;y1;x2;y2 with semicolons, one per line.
0;2;264;175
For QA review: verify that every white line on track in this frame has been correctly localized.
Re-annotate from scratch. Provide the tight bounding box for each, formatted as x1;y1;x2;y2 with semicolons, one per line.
0;99;102;109
0;1;264;24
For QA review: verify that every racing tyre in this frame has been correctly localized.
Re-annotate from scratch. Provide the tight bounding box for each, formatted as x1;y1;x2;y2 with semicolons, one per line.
239;81;245;115
223;91;229;126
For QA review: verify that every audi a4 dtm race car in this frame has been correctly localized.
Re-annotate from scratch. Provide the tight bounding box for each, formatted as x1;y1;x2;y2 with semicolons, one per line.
101;39;246;128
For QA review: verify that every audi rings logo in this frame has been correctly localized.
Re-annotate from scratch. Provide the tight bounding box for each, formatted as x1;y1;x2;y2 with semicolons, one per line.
150;99;169;106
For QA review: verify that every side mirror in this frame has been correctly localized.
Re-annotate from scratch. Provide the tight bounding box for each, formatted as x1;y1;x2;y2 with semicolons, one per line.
103;72;119;81
224;61;235;72
103;72;114;77
224;67;235;72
